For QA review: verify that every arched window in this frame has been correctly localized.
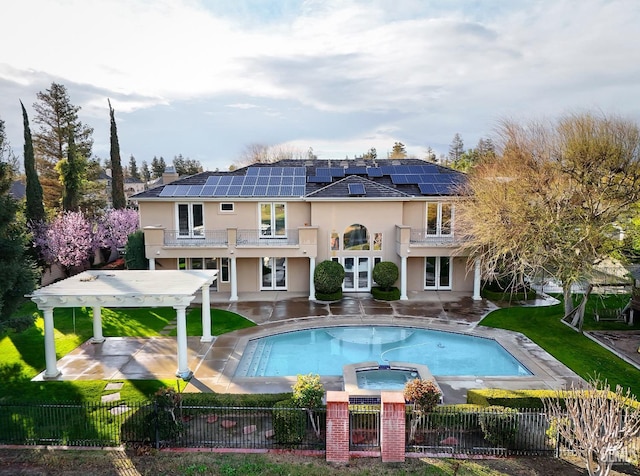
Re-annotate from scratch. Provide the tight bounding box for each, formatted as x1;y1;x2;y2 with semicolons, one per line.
343;224;370;250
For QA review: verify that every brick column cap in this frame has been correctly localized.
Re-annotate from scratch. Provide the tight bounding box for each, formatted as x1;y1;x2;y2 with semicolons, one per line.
381;391;405;404
326;391;349;403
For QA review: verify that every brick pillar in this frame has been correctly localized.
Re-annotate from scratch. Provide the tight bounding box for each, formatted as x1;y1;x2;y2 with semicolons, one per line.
381;391;406;463
325;391;350;463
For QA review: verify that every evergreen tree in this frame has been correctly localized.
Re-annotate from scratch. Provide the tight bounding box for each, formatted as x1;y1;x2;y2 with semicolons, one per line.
21;102;45;223
448;133;464;164
128;155;140;180
390;142;407;159
0;160;38;320
173;154;203;175
108;99;126;209
140;160;151;183
56;131;85;211
33;82;93;209
0;116;18;174
151;156;166;178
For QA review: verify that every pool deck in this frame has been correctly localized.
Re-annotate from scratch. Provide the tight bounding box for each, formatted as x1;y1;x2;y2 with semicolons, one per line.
34;291;584;403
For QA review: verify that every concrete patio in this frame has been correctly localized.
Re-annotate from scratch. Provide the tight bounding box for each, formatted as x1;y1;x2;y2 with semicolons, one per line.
33;291;584;403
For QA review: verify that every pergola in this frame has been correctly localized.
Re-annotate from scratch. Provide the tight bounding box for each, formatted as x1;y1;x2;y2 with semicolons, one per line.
29;270;217;381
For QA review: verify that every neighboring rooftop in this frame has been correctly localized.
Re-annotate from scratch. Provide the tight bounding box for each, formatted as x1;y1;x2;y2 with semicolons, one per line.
132;159;465;200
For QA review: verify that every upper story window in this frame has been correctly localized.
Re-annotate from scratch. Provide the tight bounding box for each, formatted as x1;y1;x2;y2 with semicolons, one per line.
426;202;453;236
220;203;234;212
343;223;370;250
177;203;204;238
260;203;286;237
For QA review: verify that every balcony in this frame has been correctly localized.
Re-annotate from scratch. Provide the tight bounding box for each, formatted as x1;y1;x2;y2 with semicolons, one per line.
409;229;459;246
237;229;299;246
164;230;228;247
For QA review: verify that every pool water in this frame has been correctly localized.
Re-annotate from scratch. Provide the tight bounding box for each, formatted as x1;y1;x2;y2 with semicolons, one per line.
234;326;531;377
356;368;420;390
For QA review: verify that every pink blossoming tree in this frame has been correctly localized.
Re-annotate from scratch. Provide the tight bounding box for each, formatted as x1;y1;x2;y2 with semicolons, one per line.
94;208;140;262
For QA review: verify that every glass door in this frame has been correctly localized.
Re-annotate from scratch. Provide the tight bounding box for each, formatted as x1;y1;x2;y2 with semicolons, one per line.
261;257;287;290
425;257;452;290
342;257;370;292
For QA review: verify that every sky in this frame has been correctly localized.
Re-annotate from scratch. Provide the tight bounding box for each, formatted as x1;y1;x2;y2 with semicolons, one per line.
1;0;640;172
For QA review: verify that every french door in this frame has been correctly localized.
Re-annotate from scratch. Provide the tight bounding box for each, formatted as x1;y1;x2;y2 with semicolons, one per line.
342;257;370;292
261;257;287;290
425;256;452;290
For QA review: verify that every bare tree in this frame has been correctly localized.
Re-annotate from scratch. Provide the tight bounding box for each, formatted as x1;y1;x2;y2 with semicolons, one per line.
233;143;307;169
544;380;640;476
456;113;640;325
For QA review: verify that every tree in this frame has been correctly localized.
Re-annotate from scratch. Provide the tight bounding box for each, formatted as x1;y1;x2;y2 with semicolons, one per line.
108;99;126;209
390;142;407;159
424;146;437;163
21;102;45;223
56;131;85;211
234;143;306;168
173;154;203;175
292;373;324;438
33;210;93;276
151;156;166;178
94;208;139;262
362;147;377;160
545;379;640;476
128;155;140;180
457;113;640;324
0;115;18;174
0;148;38;320
140;160;151;183
448;133;464;164
33;82;93;209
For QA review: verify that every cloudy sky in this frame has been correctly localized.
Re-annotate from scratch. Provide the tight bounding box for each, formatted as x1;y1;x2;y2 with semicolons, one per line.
1;0;639;171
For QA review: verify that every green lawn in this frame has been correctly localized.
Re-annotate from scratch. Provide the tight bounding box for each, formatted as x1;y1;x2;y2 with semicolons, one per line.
0;301;255;403
480;295;640;397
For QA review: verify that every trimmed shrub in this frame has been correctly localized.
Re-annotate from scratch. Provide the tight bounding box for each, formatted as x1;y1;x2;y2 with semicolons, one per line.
124;230;148;270
372;261;399;290
272;399;306;445
182;392;292;408
467;388;559;409
478;406;519;448
315;289;343;302
371;286;401;301
314;260;344;296
404;378;441;412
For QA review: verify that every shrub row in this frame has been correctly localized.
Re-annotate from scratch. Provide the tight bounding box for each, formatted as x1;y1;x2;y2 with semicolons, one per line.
467;389;560;409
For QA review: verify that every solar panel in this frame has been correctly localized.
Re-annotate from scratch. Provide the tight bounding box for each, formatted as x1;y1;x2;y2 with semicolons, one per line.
159;185;178;197
186;185;203;196
174;185;191;195
345;166;367;175
294;176;305;185
254;185;268;196
214;185;229;196
307;176;331;183
257;167;271;176
270;167;283;176
240;186;254;195
231;176;244;185
256;176;269;185
246;167;260;176
418;183;437;195
293;186;306;195
201;185;216;196
281;176;293;185
265;186;280;195
329;167;345;177
227;185;242;196
205;176;221;186
380;166;395;175
218;175;233;185
243;176;257;185
348;183;365;195
280;186;293;196
391;174;409;184
268;176;282;186
315;167;331;176
366;167;383;177
434;183;454;194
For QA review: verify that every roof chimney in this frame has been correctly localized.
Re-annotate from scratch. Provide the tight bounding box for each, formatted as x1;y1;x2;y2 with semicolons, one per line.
162;166;179;185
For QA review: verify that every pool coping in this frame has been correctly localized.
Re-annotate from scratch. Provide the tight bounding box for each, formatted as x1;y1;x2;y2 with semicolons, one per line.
186;315;585;403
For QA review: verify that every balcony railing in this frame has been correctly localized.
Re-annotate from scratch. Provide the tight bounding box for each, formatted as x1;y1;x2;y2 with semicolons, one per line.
409;229;459;246
237;229;299;246
164;230;228;247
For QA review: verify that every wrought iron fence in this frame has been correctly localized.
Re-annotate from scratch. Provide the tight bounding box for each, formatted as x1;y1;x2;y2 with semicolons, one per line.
349;405;380;450
237;229;299;246
409;230;458;245
163;230;228;247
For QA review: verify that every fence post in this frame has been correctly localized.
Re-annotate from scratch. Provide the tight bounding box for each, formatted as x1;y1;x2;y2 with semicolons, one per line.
154;400;160;450
326;391;350;463
381;391;406;463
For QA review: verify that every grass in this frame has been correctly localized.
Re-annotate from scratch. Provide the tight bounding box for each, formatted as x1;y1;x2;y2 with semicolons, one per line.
480;293;640;397
0;301;255;403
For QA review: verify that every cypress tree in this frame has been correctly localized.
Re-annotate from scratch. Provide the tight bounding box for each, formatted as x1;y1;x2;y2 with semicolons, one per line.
21;101;45;223
109;99;126;209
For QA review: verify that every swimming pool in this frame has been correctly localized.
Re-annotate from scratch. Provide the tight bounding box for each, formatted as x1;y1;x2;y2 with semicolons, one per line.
234;326;531;377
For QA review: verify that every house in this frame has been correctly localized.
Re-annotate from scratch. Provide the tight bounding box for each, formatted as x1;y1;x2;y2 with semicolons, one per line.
132;158;481;301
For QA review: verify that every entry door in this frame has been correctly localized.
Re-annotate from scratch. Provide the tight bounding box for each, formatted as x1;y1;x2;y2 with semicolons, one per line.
343;257;370;292
425;257;451;290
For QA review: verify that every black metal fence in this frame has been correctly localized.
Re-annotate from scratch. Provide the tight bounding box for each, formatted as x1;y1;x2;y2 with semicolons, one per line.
0;401;637;464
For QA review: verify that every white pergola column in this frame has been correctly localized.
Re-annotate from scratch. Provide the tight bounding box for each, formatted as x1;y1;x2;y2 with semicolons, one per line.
400;256;408;300
42;307;61;379
148;257;156;270
174;305;192;380
472;258;482;301
308;256;316;301
230;257;238;301
91;306;105;343
200;283;213;342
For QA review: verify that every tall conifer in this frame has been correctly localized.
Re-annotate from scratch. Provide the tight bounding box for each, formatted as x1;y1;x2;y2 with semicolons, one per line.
21;101;45;223
108;99;126;209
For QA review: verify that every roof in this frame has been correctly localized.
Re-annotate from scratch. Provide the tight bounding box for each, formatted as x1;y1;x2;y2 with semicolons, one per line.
29;270;217;309
131;158;465;200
